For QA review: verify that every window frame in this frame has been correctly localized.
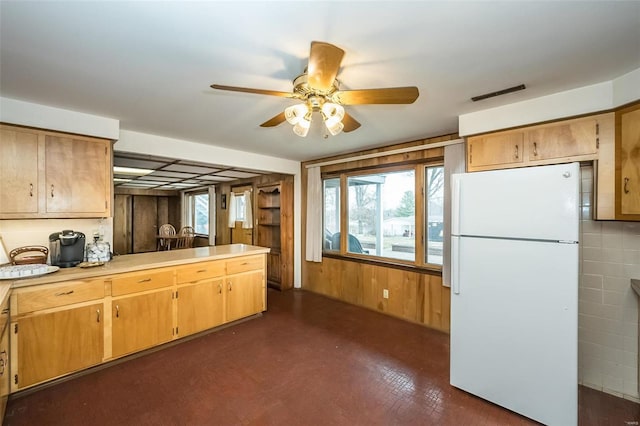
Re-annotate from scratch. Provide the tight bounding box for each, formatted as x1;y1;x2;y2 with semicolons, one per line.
184;187;212;237
322;160;444;271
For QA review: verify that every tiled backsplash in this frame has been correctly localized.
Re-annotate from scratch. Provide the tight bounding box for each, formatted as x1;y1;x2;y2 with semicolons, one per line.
0;218;113;263
579;165;640;402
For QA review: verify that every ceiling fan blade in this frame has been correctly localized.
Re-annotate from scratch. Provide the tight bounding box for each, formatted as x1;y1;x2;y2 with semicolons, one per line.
211;84;297;98
332;87;419;105
342;113;361;133
307;41;345;91
260;112;287;127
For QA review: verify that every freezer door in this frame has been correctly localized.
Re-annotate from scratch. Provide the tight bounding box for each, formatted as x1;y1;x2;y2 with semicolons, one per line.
452;162;579;242
450;236;578;426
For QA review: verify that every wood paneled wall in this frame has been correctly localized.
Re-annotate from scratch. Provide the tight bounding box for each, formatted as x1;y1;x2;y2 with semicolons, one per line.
304;257;451;331
215;173;294;245
301;133;459;333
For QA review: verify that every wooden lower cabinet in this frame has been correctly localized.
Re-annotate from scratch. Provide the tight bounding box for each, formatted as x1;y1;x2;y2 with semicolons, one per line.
0;312;9;420
112;289;174;358
177;278;225;337
9;252;267;391
226;271;265;323
14;303;104;389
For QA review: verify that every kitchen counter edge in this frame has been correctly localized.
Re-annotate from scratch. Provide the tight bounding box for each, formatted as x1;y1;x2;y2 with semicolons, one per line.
9;244;270;289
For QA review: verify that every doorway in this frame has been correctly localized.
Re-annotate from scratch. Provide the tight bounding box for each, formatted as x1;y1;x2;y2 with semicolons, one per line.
230;185;253;245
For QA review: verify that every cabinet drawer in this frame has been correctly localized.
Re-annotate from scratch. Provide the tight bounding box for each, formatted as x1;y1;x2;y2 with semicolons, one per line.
111;269;174;296
16;280;105;314
226;255;264;275
176;261;225;284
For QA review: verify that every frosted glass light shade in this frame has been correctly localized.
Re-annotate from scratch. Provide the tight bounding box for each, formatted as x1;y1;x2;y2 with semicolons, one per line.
321;102;345;120
293;112;312;137
285;104;308;125
325;120;344;136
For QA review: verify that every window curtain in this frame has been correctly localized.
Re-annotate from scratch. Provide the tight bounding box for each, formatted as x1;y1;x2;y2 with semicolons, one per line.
227;192;237;228
442;141;466;287
305;166;323;262
242;190;253;229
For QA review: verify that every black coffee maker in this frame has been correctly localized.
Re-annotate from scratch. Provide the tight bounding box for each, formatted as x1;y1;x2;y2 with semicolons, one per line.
49;230;86;268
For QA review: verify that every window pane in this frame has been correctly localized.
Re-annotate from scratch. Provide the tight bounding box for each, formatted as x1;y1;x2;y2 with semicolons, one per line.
323;178;340;251
194;193;209;234
347;170;415;261
425;166;444;265
235;194;246;221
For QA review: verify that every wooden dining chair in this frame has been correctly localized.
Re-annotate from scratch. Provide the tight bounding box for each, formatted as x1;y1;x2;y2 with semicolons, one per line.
176;226;195;249
157;224;177;250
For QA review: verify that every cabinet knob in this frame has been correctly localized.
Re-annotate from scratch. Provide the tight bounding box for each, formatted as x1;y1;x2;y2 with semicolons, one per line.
29;183;33;197
514;144;519;159
50;184;54;198
624;177;630;194
532;142;538;156
115;305;120;318
97;309;101;323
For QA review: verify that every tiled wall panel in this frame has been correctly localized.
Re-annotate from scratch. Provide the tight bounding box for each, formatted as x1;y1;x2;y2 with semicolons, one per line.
579;165;639;402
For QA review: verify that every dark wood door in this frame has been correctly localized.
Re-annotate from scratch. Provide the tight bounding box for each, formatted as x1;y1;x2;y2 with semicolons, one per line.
132;195;158;253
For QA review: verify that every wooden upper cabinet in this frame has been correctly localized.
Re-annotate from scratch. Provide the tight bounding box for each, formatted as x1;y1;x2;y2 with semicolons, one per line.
466;114;608;173
527;117;598;161
467;131;524;170
618;104;640;217
45;135;110;215
0;126;39;214
0;124;112;219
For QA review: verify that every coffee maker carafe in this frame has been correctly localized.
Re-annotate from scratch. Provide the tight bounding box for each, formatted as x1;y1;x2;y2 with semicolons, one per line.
49;230;85;268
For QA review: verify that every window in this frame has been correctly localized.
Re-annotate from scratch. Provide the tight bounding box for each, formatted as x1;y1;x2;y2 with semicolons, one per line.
323;178;340;251
425;166;444;265
185;190;210;235
322;162;443;268
347;170;415;261
235;193;246;222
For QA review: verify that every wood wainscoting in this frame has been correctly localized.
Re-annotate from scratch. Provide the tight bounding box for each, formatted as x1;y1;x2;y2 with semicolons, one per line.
300;133;458;333
304;257;450;332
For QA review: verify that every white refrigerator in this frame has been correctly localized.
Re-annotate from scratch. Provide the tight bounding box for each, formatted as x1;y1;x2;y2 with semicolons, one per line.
450;162;579;426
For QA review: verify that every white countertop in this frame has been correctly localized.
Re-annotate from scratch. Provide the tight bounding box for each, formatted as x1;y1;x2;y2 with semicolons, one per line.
7;244;270;289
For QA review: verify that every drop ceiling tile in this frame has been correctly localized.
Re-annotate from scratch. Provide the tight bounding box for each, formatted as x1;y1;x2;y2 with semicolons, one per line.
198;175;236;182
163;164;222;174
135;175;181;182
113;158;168;169
215;170;261;178
149;171;198;178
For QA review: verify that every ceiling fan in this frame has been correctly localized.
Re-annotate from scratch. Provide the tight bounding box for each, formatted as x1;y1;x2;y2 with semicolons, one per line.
211;41;419;137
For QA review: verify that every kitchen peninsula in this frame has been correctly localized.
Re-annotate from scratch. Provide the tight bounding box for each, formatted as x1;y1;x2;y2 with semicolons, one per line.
6;244;269;393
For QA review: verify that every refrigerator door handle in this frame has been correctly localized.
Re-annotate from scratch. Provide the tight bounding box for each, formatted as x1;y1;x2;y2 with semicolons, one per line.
452;175;462;236
452;236;460;294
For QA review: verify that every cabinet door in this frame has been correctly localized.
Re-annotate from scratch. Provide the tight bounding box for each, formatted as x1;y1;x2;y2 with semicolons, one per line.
16;303;104;389
112;289;173;358
45;135;109;215
177;278;225;337
620;107;640;215
226;271;265;323
527;118;597;160
467;132;524;170
0;325;9;420
0;127;39;214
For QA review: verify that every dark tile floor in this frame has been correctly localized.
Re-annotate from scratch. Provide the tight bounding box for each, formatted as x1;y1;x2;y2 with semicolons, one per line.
4;289;640;425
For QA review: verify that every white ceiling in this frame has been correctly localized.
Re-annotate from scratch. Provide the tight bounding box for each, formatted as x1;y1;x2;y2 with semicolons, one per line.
1;1;639;162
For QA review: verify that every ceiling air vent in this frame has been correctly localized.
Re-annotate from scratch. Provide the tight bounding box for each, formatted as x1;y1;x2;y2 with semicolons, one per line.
471;84;526;102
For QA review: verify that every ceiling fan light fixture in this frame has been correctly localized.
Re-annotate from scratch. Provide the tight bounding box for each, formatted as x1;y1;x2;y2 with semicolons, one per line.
325;119;344;136
284;104;308;125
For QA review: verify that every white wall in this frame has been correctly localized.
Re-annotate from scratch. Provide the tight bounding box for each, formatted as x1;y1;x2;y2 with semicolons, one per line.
579;166;639;402
0;96;119;139
459;67;640;136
